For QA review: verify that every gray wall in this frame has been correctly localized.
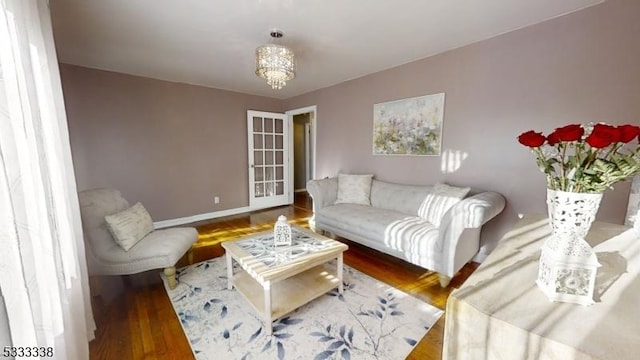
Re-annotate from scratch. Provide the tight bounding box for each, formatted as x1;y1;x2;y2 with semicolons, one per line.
60;64;283;221
284;0;639;254
60;0;639;254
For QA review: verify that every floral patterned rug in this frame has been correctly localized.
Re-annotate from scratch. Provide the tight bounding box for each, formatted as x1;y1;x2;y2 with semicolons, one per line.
162;257;443;360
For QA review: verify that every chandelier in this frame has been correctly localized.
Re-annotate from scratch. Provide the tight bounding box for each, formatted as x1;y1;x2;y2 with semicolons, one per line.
255;31;295;90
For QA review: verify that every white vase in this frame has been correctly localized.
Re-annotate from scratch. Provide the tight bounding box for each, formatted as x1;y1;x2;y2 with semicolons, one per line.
538;189;603;305
546;189;603;239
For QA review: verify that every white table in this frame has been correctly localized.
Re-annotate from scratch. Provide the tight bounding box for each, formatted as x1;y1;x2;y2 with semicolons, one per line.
221;226;348;335
443;214;640;360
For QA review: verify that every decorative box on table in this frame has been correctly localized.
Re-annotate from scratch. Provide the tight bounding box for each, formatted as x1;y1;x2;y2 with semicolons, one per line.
536;232;600;306
274;215;292;246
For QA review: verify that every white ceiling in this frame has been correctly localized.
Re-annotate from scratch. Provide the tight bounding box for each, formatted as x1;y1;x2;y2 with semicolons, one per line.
50;0;604;99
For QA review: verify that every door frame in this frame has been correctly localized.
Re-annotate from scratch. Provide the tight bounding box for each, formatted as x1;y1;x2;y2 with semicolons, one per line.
285;105;317;204
304;122;311;186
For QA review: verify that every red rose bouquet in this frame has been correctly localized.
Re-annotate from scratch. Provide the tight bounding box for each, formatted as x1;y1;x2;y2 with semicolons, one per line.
518;123;640;193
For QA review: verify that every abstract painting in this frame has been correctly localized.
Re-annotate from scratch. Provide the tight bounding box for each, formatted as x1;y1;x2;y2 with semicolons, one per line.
373;93;445;156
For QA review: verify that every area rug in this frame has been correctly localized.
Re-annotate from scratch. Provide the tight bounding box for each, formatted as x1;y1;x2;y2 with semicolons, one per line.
161;257;443;360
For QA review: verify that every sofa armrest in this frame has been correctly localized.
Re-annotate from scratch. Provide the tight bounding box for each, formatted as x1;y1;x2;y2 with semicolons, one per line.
436;191;506;275
306;177;338;213
441;191;506;231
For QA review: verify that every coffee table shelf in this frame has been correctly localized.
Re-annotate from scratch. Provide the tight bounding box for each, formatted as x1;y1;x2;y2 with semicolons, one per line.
222;225;348;335
232;263;339;321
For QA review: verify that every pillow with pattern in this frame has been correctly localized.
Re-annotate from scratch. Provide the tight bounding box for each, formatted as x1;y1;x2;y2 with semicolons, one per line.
104;202;154;251
335;174;374;206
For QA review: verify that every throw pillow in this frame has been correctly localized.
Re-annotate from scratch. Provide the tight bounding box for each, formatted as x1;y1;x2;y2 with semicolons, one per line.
335;173;374;206
104;202;154;251
418;183;471;226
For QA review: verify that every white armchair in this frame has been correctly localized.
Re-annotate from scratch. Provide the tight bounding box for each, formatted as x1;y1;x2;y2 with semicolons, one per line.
78;188;198;289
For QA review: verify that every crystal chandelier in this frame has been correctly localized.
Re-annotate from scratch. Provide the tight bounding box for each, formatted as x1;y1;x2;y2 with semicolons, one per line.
255;31;295;90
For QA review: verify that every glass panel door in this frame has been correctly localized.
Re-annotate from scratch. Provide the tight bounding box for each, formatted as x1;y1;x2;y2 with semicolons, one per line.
247;110;289;210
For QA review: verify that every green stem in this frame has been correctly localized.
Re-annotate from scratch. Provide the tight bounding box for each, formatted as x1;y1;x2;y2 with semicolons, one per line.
533;147;554;188
582;148;599;169
559;143;567;190
572;142;585;192
603;143;621;161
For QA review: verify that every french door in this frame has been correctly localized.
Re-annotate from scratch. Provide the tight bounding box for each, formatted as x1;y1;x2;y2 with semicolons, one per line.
247;110;290;210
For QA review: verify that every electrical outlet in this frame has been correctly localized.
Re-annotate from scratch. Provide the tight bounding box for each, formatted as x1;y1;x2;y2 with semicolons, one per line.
214;196;220;204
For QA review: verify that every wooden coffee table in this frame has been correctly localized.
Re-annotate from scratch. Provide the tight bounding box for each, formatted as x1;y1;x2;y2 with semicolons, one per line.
221;225;348;335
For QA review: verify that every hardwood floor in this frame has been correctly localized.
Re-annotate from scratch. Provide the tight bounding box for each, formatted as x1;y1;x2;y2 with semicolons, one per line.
88;193;478;359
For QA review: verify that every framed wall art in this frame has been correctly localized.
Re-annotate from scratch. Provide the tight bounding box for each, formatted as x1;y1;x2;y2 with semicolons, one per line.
372;93;445;156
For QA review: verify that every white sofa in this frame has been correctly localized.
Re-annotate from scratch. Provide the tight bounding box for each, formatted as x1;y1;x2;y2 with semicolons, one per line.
307;177;505;286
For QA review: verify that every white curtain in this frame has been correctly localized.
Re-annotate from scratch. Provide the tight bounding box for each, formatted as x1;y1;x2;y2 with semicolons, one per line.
0;0;95;359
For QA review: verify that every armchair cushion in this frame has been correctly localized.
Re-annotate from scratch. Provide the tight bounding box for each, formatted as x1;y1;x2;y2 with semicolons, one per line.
95;227;197;274
104;202;154;251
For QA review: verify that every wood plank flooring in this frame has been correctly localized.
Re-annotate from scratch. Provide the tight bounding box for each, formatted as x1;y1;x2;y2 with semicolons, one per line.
88;193;478;359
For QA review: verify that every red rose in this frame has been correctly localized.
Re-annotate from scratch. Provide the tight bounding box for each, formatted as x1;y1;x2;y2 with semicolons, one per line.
552;124;584;142
617;124;640;143
585;124;621;148
518;130;546;147
547;131;560;145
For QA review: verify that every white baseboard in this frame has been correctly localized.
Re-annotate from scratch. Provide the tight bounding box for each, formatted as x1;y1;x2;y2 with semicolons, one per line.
154;206;251;229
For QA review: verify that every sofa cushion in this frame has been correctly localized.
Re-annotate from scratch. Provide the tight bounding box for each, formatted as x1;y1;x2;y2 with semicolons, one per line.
370;180;433;216
335;173;374;205
418;183;470;226
318;203;408;242
104;202;154;251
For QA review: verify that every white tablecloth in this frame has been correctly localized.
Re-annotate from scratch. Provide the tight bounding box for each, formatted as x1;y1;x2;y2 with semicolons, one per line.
443;214;640;360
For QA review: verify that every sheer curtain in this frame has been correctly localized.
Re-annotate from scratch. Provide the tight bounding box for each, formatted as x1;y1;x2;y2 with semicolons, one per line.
0;0;95;359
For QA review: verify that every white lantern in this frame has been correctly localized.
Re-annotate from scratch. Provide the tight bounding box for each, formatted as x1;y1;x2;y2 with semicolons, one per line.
536;232;600;306
274;215;292;246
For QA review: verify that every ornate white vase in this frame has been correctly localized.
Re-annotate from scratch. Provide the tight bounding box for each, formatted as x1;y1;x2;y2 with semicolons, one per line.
546;189;603;239
537;189;603;305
